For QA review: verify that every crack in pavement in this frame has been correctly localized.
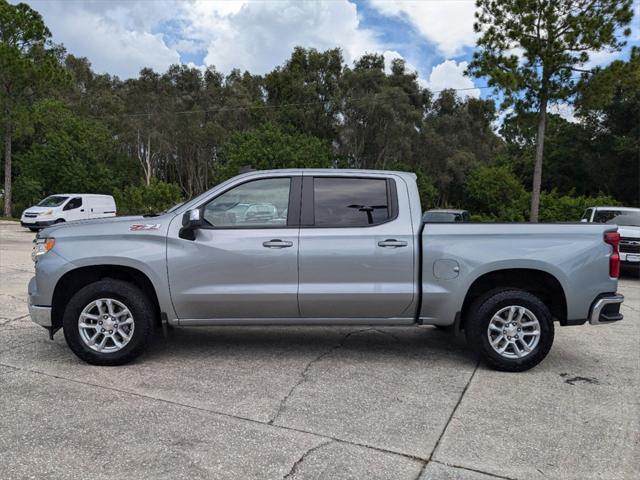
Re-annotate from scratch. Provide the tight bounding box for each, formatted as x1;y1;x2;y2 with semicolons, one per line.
0;314;30;326
0;364;20;377
371;328;406;344
0;340;38;355
0;265;33;274
0;360;427;464
0;293;28;302
268;328;376;426
622;303;639;313
428;461;519;480
414;360;480;480
283;440;332;479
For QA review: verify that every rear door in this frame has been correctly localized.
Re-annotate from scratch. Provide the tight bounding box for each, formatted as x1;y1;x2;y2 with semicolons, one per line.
297;175;415;319
167;175;301;320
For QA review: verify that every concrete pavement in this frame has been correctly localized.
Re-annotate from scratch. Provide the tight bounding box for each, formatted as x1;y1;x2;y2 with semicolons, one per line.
0;220;638;479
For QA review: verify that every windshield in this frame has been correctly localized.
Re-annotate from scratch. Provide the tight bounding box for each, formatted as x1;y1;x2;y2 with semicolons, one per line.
423;212;463;223
37;196;68;207
603;212;640;227
594;210;640;227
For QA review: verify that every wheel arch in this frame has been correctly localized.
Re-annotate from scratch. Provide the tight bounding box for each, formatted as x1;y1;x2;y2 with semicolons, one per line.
460;268;568;327
51;265;161;330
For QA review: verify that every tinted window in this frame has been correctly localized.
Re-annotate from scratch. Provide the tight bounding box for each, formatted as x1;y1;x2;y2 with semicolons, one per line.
593;210;622;223
203;177;291;228
38;196;68;207
64;197;83;210
604;211;640;227
313;177;391;227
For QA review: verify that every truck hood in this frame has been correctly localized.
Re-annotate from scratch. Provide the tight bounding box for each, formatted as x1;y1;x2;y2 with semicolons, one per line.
618;226;640;238
39;214;174;239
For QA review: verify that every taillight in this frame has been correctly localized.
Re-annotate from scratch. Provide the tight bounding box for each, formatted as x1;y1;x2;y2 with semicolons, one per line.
604;231;620;278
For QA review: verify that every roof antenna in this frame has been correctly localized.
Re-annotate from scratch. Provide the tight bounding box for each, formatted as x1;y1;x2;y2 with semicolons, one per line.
238;165;255;174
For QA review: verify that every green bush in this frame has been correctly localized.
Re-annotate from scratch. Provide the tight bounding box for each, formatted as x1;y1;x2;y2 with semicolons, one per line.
539;190;620;222
114;181;183;216
464;165;528;221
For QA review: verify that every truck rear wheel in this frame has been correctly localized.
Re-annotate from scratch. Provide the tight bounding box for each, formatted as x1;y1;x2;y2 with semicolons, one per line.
465;289;554;372
62;279;154;365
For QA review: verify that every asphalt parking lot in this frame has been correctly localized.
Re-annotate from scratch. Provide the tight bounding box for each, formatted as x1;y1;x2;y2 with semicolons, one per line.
0;220;638;480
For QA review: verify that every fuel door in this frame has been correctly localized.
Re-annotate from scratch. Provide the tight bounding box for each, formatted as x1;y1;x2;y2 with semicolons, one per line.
433;259;460;279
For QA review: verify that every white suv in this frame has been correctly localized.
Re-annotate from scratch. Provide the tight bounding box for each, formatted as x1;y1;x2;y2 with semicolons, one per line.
21;194;116;231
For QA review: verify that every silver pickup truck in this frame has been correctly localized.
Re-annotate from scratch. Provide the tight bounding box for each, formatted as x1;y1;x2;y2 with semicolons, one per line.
28;169;624;371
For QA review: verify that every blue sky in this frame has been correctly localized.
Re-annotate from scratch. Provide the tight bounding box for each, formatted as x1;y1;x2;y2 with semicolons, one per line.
22;0;640;107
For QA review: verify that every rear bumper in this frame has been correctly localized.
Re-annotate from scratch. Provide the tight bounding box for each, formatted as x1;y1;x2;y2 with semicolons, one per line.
589;294;624;325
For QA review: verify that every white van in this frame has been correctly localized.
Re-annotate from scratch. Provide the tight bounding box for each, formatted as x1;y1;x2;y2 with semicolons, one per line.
20;194;117;231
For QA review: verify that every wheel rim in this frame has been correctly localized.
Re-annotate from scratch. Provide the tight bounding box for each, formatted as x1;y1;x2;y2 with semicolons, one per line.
487;305;541;359
78;298;135;353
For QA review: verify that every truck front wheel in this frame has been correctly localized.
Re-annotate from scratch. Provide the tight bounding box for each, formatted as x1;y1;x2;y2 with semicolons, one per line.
465;289;554;372
62;279;154;365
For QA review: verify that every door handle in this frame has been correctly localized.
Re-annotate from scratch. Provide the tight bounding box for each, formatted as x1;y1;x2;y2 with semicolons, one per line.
262;239;293;249
378;239;408;248
80;209;85;212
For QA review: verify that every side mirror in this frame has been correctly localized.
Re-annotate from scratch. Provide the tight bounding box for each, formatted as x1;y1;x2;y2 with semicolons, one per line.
182;208;203;228
180;208;203;240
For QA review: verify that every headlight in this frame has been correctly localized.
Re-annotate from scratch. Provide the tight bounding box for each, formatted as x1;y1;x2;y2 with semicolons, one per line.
32;237;55;262
40;210;53;216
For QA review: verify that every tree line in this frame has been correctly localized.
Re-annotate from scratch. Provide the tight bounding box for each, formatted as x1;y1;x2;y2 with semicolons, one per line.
1;1;638;220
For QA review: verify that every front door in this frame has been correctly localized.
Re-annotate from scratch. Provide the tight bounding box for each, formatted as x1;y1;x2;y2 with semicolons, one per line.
167;176;301;320
63;197;85;222
298;175;416;319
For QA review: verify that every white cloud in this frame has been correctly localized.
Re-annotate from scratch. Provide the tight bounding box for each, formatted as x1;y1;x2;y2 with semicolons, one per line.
26;0;180;78
24;0;383;78
425;60;480;98
582;49;622;70
382;50;419;74
549;103;577;123
187;0;381;74
369;0;477;57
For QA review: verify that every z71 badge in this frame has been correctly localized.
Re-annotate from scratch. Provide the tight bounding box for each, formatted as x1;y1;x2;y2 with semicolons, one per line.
129;224;161;231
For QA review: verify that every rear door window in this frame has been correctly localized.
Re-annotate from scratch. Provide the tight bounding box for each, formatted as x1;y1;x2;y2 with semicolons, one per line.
312;177;393;227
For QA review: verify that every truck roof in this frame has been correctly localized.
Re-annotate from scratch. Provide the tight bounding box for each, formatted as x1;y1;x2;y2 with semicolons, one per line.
591;206;639;211
238;168;418;181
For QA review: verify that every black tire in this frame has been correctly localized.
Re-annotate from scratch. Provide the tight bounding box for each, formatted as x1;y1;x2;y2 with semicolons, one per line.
62;279;154;365
29;227;39;232
465;289;554;372
54;219;65;224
